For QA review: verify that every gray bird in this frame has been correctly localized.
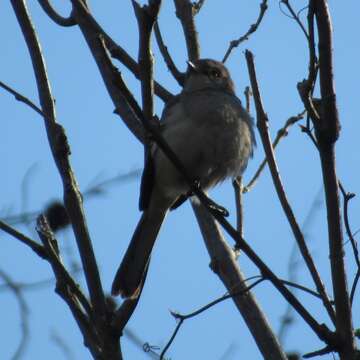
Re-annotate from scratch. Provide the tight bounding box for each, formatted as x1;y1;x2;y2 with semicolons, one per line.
111;59;255;298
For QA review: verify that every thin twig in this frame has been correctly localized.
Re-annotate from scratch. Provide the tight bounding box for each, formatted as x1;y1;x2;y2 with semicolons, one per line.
338;183;359;305
244;111;306;193
303;345;333;358
175;278;264;320
159;318;183;360
280;279;333;302
154;21;184;86
0;80;43;116
160;278;264;359
222;0;268;63
279;0;309;39
0;220;47;259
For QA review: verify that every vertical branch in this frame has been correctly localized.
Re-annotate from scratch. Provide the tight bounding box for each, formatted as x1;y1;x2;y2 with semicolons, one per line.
10;0;107;326
312;1;355;358
132;0;162;123
245;49;336;324
233;178;244;238
174;0;200;61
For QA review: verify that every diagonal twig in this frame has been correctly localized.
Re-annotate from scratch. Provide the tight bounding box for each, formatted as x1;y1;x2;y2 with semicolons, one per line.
279;0;309;39
0;80;43;116
154;21;184;86
244;110;306;193
222;0;268;63
0;220;47;259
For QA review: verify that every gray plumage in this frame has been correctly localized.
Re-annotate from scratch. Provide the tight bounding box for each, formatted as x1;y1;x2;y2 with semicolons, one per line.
112;59;255;298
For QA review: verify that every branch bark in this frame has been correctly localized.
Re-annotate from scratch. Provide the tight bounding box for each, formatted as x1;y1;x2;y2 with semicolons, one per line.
312;1;355;358
11;0;106;327
174;0;200;61
192;202;288;360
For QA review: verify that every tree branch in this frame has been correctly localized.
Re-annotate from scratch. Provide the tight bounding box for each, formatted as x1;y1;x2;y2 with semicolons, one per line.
0;220;47;259
174;0;200;61
0;80;43;116
245;49;336;325
68;0;172;103
222;0;268;63
37;0;77;27
244;110;306;193
312;1;355;358
11;0;106;333
192;202;288;360
154;21;184;86
160;277;267;360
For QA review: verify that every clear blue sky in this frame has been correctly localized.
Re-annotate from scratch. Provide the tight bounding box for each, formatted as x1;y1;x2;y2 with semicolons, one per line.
1;1;359;359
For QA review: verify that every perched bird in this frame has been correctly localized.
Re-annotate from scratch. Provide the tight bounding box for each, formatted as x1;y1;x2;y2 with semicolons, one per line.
112;59;255;298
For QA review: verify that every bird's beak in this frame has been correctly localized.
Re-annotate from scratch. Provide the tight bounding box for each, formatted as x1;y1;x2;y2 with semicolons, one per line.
187;60;198;73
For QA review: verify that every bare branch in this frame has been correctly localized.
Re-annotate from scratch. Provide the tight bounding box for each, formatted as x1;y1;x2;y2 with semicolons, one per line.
303;345;333;358
0;80;43;116
245;49;336;326
154;21;184;86
0;220;47;259
132;0;161;122
192;202;289;360
244;111;306;193
279;0;309;39
11;0;106;329
222;0;268;63
38;0;77;27
69;0;172;103
36;215;103;358
174;0;200;61
233;177;244;238
278;189;323;344
160;277;265;360
312;1;356;357
280;279;333;302
338;184;359;306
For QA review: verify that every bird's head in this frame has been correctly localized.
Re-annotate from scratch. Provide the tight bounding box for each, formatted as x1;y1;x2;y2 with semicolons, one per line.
183;59;235;94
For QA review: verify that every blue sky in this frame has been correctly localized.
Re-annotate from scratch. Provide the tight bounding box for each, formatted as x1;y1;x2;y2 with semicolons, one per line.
1;1;359;359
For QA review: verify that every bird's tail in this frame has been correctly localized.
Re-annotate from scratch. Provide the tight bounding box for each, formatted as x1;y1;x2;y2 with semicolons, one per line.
111;200;169;298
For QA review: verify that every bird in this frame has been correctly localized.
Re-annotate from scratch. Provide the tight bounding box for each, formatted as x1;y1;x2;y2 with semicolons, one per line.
111;59;255;298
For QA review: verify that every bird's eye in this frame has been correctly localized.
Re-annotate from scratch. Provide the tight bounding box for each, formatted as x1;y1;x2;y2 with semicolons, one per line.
209;69;221;78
